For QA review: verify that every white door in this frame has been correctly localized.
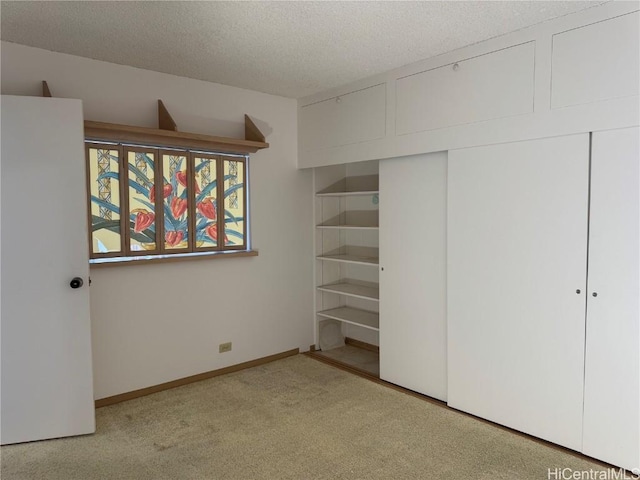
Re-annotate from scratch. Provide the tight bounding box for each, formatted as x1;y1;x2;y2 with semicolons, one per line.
379;152;448;401
1;95;95;444
447;134;589;451
582;127;639;471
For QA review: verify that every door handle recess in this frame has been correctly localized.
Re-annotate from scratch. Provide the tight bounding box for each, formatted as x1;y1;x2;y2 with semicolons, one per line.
70;277;83;289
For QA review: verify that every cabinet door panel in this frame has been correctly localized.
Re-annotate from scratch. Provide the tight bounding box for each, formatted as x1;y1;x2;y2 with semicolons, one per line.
300;84;386;151
551;11;640;109
396;42;534;135
379;152;447;401
447;134;589;451
583;127;640;471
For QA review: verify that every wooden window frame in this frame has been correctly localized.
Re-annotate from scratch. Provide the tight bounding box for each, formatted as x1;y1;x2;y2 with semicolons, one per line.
122;146;161;256
220;156;248;252
86;141;250;261
85;142;126;259
191;153;220;253
160;149;192;255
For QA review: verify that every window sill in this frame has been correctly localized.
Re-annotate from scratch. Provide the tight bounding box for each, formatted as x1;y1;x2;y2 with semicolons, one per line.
89;249;258;268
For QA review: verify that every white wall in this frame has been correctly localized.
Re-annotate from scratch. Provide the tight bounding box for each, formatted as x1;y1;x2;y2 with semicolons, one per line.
1;42;314;400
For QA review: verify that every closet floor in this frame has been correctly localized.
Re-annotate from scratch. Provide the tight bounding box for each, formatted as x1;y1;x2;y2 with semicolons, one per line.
313;345;379;377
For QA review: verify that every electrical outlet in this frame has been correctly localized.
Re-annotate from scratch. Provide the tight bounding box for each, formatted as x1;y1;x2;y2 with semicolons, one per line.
219;342;232;353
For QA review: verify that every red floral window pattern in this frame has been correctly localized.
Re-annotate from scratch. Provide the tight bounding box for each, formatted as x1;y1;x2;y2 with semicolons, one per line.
126;149;157;252
193;155;219;249
162;153;190;251
86;142;247;259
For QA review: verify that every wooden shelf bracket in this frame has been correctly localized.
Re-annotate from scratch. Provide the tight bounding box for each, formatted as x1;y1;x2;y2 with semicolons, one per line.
245;114;266;143
42;81;52;98
158;99;178;131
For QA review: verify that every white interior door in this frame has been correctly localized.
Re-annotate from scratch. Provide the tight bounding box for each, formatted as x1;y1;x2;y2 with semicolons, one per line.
447;134;589;451
379;152;448;401
1;95;95;444
582;127;639;471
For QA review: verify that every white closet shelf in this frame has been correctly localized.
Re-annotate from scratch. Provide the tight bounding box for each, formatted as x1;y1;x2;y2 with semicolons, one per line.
317;281;379;301
316;253;379;266
316;225;379;230
316;190;379;197
315;174;379;195
317;307;380;331
317;210;378;229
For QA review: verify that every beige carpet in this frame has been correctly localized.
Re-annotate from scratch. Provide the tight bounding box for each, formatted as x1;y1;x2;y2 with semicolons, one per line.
1;355;607;480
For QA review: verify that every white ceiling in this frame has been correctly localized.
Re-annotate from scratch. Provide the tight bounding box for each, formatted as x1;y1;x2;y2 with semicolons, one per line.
1;1;606;99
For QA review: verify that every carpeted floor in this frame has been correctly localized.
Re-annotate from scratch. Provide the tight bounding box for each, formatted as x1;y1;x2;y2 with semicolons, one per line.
1;354;608;480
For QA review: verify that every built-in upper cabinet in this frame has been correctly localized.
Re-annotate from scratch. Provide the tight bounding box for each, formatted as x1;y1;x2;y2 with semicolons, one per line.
551;11;640;109
395;42;535;135
299;84;386;152
297;2;639;169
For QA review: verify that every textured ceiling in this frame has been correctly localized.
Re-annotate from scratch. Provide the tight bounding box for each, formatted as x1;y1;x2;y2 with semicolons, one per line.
1;1;606;98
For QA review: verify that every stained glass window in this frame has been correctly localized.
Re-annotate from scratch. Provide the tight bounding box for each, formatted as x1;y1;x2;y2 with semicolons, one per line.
193;155;219;250
87;145;122;255
126;149;157;252
223;158;245;249
162;153;189;250
86;143;249;260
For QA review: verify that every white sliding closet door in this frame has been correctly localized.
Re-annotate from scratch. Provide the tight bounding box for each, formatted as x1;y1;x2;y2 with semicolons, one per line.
447;134;589;451
583;127;639;471
379;152;447;401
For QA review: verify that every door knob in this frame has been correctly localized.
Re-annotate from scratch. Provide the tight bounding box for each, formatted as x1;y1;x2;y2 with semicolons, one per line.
70;277;83;289
592;292;598;297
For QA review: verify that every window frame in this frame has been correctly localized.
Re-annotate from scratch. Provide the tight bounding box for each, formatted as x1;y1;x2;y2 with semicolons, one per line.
216;154;248;252
191;152;221;254
86;140;250;262
85;142;126;259
159;148;192;255
122;145;161;256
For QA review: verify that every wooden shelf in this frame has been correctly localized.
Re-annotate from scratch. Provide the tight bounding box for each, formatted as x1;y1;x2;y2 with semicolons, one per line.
40;83;269;154
85;121;268;154
316;190;378;198
317;281;379;301
316;253;379;266
317;307;379;331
